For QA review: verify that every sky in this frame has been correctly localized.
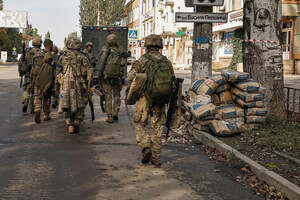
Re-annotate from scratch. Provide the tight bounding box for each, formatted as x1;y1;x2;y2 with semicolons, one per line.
4;0;81;49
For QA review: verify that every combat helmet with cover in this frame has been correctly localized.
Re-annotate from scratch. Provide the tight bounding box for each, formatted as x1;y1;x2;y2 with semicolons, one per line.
86;42;93;47
144;34;163;49
106;34;118;47
32;37;42;46
66;37;82;50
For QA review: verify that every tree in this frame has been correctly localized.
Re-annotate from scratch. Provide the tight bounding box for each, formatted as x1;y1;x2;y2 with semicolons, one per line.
0;0;3;11
63;32;78;51
45;31;51;39
23;22;41;40
243;0;286;120
79;0;126;27
0;28;22;61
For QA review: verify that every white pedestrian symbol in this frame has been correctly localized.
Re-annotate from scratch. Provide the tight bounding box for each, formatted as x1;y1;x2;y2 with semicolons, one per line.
129;31;137;39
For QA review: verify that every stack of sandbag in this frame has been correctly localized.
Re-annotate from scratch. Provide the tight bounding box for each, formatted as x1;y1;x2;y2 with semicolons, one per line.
209;75;232;106
182;94;218;132
208;104;246;136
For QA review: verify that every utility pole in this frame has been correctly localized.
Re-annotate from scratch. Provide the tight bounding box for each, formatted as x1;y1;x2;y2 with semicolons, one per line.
97;9;101;26
191;6;213;82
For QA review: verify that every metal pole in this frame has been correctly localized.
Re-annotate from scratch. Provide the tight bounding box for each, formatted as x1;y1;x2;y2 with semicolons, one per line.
191;6;213;82
97;9;101;26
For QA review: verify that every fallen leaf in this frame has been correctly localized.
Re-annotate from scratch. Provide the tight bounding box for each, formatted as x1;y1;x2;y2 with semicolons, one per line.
241;167;249;173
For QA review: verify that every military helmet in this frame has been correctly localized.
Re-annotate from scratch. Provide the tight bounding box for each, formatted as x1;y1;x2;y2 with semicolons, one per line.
107;34;118;46
44;39;53;47
32;37;42;46
52;45;58;53
86;42;93;47
145;34;163;48
66;37;82;50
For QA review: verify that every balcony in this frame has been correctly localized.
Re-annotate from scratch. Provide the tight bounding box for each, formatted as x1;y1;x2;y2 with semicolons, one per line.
142;11;153;22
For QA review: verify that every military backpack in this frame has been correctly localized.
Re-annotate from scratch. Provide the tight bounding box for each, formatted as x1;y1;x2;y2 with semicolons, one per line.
103;47;122;79
143;54;174;105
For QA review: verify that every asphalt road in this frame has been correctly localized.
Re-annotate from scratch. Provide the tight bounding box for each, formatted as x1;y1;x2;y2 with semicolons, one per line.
0;65;262;200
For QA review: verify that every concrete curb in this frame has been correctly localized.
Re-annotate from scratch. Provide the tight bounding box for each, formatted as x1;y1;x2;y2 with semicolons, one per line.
187;126;300;200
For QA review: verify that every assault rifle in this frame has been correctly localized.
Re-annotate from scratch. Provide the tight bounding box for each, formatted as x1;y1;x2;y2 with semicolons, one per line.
165;77;184;139
19;43;26;88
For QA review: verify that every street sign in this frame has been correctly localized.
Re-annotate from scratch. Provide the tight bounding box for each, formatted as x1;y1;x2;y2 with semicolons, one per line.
175;12;228;23
12;51;17;56
1;51;7;63
193;0;224;6
13;47;17;51
128;29;138;41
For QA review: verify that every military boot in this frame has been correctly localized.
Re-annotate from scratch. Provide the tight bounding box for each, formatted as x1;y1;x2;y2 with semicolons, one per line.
43;115;51;121
68;126;75;134
35;111;41;124
73;119;80;133
142;147;152;164
151;160;161;168
22;104;28;113
106;116;113;123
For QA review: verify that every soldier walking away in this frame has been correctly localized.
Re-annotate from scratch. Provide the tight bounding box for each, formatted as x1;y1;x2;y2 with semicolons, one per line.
127;34;175;167
93;34;129;123
33;39;56;123
19;37;42;113
51;45;60;108
58;37;93;134
82;42;97;68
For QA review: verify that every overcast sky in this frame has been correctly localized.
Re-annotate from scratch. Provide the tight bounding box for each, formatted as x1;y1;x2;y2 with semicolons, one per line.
4;0;81;49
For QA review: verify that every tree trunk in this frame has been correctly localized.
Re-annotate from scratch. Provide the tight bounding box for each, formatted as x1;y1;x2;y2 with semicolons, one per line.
243;0;287;120
192;6;212;82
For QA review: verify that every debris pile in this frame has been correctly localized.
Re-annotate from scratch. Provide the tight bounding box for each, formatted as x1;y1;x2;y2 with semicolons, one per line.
183;69;267;136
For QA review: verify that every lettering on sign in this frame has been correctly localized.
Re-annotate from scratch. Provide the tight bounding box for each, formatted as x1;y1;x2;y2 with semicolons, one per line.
176;12;228;23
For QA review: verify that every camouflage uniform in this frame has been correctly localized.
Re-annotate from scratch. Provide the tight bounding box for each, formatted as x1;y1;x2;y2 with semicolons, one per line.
34;39;55;123
51;45;60;108
82;42;97;68
58;37;93;134
19;37;42;113
94;34;128;122
128;34;173;166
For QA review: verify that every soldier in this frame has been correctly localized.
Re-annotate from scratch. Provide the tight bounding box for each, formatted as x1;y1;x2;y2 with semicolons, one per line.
34;39;55;123
94;34;128;123
58;37;93;134
82;42;97;68
51;45;60;108
127;34;175;167
19;37;42;113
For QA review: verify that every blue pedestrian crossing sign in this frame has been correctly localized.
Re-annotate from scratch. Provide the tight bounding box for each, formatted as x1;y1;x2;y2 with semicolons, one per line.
128;29;138;40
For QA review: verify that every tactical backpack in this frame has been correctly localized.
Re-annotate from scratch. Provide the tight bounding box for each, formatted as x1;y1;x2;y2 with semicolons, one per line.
143;54;174;105
31;50;45;80
103;47;122;79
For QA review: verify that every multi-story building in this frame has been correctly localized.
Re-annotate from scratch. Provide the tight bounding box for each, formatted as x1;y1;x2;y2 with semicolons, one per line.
282;0;300;74
212;0;244;69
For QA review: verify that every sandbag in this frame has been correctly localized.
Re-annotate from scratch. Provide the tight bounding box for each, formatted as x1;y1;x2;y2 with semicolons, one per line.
193;78;218;95
231;88;265;103
190;78;204;93
214;83;231;94
189;103;218;119
224;117;245;123
245;116;267;124
196;119;213;126
201;113;222;121
209;120;247;136
182;100;191;111
245;108;268;116
222;69;250;82
219;91;232;104
211;94;220;106
209;75;227;86
190;94;212;104
232;94;265;108
235;79;266;94
185;90;197;102
192;123;210;132
218;104;244;119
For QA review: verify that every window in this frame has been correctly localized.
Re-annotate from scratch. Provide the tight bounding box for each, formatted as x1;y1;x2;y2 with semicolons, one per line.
227;0;235;12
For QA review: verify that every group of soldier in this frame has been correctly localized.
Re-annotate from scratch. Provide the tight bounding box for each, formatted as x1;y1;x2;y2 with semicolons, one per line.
18;34;175;167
